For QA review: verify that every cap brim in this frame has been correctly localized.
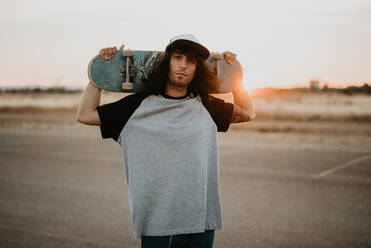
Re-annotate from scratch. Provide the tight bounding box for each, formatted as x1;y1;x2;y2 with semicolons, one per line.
166;39;210;60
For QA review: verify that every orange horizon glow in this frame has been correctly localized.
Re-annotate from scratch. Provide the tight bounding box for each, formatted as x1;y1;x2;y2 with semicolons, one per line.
0;79;368;92
242;80;370;92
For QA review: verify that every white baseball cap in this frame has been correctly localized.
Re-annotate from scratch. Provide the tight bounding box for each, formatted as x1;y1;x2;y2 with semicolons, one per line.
165;34;210;60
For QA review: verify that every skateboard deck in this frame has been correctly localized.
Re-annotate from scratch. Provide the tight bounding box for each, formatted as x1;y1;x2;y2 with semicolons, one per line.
88;49;242;93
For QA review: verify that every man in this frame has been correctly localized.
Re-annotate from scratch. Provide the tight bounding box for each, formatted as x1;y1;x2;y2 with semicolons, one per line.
77;34;255;248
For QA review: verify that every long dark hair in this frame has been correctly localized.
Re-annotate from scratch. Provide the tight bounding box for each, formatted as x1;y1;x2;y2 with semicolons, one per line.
144;44;220;96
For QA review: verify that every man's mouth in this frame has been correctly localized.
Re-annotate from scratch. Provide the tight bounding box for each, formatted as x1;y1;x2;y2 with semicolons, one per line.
176;72;187;77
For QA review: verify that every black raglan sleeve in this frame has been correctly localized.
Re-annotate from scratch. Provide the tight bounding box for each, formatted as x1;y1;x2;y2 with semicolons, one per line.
96;92;149;141
201;95;234;132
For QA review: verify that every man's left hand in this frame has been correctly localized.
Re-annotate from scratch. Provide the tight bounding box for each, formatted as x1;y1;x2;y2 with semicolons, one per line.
223;51;237;64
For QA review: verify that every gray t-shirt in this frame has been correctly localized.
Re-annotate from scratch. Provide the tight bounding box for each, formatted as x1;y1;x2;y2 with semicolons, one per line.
97;92;233;239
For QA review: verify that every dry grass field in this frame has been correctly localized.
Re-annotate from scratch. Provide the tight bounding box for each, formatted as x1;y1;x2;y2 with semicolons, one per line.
1;89;370;121
0;89;370;153
252;88;371;122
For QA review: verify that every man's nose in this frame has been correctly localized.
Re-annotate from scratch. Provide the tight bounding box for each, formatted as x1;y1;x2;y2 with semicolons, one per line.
179;58;187;68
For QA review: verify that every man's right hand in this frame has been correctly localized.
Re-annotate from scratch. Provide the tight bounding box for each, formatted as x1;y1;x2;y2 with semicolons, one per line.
99;44;125;60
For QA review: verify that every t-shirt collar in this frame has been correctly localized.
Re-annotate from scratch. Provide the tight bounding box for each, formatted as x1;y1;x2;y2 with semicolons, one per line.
160;92;189;100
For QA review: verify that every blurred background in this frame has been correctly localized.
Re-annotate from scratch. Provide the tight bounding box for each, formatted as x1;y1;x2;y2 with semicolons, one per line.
1;0;370;247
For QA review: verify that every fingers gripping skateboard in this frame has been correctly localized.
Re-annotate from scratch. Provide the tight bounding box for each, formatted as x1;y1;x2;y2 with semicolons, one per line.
122;49;135;91
100;46;117;60
223;51;237;65
212;51;236;65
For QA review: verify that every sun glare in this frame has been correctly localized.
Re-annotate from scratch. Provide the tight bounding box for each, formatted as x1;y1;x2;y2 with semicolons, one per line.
243;81;255;91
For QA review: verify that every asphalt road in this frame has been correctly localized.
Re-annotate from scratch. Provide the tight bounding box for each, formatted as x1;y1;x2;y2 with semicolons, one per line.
0;126;370;248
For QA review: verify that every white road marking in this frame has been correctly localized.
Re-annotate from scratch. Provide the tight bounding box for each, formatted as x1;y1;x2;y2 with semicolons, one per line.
313;154;371;178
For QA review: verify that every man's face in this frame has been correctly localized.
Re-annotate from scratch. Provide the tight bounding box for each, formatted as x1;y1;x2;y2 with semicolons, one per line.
167;51;197;88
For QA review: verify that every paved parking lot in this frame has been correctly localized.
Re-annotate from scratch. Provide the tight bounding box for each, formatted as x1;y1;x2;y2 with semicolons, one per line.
1;126;370;247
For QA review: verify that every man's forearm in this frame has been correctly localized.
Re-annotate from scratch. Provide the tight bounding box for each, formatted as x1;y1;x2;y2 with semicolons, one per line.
76;82;102;125
232;87;256;121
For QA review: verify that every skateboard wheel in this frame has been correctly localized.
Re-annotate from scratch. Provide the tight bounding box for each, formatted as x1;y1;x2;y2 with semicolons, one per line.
212;53;222;60
122;82;134;90
123;50;134;56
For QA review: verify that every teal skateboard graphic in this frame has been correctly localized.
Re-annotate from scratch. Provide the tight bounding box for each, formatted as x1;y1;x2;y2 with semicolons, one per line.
88;49;243;93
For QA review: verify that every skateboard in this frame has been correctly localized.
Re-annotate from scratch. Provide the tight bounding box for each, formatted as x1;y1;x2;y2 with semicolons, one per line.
88;49;243;93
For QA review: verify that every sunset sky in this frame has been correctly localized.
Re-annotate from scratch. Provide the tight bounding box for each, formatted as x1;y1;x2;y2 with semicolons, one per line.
1;0;370;90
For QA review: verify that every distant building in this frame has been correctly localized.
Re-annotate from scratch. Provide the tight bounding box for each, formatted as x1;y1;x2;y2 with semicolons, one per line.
309;80;320;91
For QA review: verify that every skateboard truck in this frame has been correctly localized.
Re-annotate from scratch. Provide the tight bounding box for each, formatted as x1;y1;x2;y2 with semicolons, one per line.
211;52;222;75
122;49;134;90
